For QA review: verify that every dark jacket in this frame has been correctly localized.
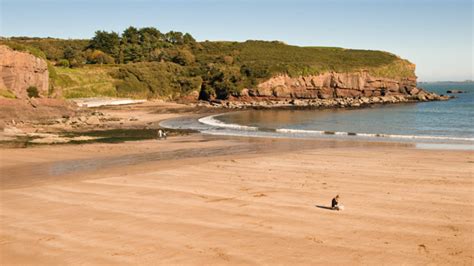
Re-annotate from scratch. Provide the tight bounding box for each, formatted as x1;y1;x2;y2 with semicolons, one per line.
331;198;338;208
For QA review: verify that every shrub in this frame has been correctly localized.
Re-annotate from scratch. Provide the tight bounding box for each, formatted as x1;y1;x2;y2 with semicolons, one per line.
57;59;70;68
178;76;203;93
113;62;184;98
86;50;115;64
223;56;234;65
199;84;215;101
69;57;85;68
170;49;195;66
26;86;40;98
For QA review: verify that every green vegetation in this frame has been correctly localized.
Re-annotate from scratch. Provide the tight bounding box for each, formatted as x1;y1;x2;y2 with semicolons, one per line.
56;59;70;68
54;66;118;98
88;26;197;64
1;40;47;59
26;86;39;98
368;59;416;79
1;37;88;64
112;62;202;99
47;61;59;96
0;88;16;99
1;26;416;100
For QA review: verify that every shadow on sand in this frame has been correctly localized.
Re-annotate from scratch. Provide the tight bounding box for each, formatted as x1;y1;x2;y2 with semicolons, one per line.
315;205;334;211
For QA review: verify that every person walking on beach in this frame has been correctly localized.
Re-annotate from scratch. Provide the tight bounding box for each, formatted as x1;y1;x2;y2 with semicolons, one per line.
157;129;163;140
332;195;344;211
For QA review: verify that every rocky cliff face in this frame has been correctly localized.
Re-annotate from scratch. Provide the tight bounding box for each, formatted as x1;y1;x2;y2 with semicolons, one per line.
242;71;419;99
202;71;448;109
0;45;49;99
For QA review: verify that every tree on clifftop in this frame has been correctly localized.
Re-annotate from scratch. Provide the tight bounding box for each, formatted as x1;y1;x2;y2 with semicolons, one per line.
89;31;120;62
122;26;140;44
87;27;197;64
183;33;196;45
164;31;184;45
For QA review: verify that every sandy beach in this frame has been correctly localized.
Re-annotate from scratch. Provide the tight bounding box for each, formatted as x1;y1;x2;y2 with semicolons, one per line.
1;133;472;265
1;0;472;264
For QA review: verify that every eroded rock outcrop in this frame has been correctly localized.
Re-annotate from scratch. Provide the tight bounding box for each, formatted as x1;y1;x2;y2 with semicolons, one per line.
202;71;449;109
248;72;418;99
0;45;49;99
204;93;448;109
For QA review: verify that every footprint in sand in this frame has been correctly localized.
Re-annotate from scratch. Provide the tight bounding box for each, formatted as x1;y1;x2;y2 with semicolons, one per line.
206;197;235;203
449;250;463;256
209;248;230;261
446;225;459;232
418;244;429;253
111;251;136;256
37;236;56;242
305;236;323;244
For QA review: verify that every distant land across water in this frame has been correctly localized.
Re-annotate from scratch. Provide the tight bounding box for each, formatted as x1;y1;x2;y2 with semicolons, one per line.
418;80;473;84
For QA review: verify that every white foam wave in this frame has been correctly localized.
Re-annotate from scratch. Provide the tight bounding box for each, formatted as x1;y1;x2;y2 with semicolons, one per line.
198;114;258;131
276;128;325;135
278;128;474;142
198;114;474;143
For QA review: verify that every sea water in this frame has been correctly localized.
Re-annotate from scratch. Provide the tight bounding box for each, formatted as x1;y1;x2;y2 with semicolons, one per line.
162;82;473;147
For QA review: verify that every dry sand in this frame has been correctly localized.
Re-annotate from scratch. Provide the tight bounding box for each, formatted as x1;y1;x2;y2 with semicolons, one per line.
0;135;473;265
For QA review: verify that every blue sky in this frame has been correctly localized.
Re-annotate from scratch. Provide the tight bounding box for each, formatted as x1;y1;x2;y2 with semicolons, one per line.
1;0;472;81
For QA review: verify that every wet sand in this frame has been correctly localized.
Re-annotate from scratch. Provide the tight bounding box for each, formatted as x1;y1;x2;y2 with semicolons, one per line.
0;135;473;265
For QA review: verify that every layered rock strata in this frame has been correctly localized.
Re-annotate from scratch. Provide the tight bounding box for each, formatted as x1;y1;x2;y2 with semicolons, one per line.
0;45;49;99
204;71;448;108
244;72;419;99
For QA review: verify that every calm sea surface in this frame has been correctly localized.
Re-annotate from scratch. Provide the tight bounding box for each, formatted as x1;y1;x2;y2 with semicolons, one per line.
211;82;473;144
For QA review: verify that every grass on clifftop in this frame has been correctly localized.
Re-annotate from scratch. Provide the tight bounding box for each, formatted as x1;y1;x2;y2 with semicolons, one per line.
0;40;47;59
112;62;202;99
3;33;416;100
54;66;118;98
196;40;414;79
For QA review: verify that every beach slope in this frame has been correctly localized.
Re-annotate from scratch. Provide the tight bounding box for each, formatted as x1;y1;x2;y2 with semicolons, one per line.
0;136;472;265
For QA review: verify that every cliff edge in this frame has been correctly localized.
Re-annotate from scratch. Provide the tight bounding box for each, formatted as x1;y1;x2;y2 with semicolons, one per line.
0;45;49;99
250;71;418;99
208;69;449;109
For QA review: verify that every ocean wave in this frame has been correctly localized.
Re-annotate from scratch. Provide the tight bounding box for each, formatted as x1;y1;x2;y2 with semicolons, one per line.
277;128;474;142
198;114;474;143
198;114;258;131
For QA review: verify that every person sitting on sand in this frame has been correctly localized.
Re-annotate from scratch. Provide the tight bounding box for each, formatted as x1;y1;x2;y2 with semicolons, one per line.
332;195;344;211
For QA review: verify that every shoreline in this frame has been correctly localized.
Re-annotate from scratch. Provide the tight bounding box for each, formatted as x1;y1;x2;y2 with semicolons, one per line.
160;111;474;150
0;97;471;150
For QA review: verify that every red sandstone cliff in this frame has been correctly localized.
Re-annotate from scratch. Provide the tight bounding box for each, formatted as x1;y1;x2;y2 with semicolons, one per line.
205;70;448;109
0;45;49;99
242;71;419;99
